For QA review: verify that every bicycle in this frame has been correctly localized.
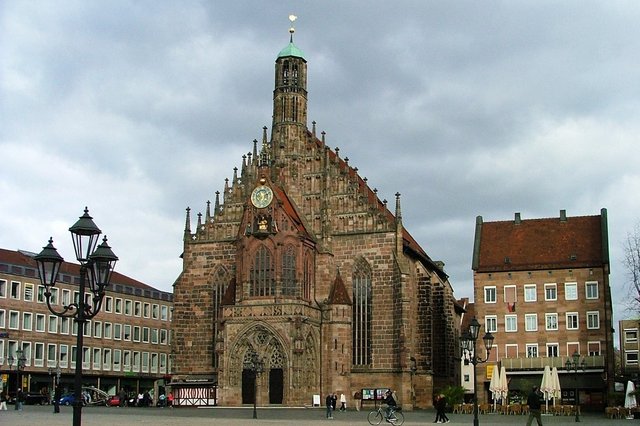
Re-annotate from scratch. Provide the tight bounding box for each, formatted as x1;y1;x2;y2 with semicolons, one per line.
367;405;404;425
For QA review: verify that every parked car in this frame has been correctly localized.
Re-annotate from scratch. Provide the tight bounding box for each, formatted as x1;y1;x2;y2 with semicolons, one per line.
106;395;121;407
8;391;49;405
59;393;86;406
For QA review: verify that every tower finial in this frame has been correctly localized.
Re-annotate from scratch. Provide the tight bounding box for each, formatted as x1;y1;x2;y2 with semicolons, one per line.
288;14;297;42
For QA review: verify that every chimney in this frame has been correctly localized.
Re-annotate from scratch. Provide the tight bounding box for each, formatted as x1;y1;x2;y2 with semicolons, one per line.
515;212;521;224
560;209;567;222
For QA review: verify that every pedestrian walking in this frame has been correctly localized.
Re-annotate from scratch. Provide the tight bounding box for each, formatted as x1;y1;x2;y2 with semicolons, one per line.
354;391;361;411
526;386;543;426
331;392;337;413
0;390;8;410
339;393;346;411
325;392;334;419
434;394;449;423
53;385;61;413
15;388;24;411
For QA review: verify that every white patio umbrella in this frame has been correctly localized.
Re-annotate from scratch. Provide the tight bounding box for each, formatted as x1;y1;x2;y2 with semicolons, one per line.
539;365;552;413
489;365;501;411
550;367;562;407
625;381;637;417
498;366;509;404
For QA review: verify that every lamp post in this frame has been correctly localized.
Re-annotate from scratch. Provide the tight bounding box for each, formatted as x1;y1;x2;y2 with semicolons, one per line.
565;350;585;422
35;207;118;426
244;351;264;419
8;347;26;409
460;317;495;426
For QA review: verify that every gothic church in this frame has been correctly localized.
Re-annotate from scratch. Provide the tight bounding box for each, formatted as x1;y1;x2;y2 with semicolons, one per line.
170;25;460;409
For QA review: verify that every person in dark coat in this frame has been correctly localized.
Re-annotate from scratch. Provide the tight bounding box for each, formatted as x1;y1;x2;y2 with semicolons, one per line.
526;386;543;426
325;392;334;419
435;394;449;423
53;385;62;413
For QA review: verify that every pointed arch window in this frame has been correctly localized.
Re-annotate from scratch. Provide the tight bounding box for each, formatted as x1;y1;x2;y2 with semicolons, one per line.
352;258;372;366
303;252;313;301
212;266;229;368
250;245;274;296
282;245;297;297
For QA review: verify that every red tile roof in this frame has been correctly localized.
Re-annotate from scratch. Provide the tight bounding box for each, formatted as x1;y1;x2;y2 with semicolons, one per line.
474;213;607;272
0;247;164;294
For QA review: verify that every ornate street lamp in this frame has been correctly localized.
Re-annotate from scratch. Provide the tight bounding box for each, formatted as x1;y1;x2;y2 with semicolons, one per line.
35;207;118;426
244;350;264;419
8;347;26;408
565;350;585;422
460;317;495;426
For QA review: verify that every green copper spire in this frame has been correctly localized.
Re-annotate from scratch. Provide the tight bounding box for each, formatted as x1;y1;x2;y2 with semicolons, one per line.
278;14;305;60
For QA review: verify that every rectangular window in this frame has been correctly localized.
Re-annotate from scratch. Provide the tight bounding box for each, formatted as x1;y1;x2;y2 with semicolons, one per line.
93;321;102;338
587;311;600;329
134;301;141;317
526;344;538;358
24;283;34;302
504;285;516;302
105;296;113;313
505;314;518;332
143;303;150;318
93;348;101;370
124;300;132;316
104;322;112;339
113;349;122;371
142;327;149;343
485;315;498;333
0;279;6;297
564;282;578;300
133;326;141;342
47;343;57;367
525;314;538;331
124;324;131;341
588;341;601;356
142;352;149;373
586;281;599;299
160;329;168;345
11;281;21;299
35;313;45;332
60;345;69;368
115;298;122;314
49;287;58;305
123;350;131;370
545;313;558;331
83;320;91;337
626;351;638;365
151;328;158;344
114;323;122;340
625;329;638;343
0;309;5;328
83;347;90;369
566;312;579;330
60;317;70;335
152;304;159;320
103;348;112;370
151;353;158;373
524;284;537;302
484;287;497;303
547;344;559;357
48;315;58;333
161;305;169;321
160;353;167;373
23;312;33;331
9;311;19;329
544;283;557;301
62;289;71;307
33;342;44;367
505;344;518;358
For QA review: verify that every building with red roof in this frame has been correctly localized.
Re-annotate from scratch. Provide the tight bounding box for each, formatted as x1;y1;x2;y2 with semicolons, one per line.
471;209;614;410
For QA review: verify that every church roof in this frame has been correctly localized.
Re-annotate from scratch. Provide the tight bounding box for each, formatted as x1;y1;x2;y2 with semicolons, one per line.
278;42;306;60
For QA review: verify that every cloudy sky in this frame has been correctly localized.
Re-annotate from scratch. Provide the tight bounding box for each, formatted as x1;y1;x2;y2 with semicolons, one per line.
1;1;639;324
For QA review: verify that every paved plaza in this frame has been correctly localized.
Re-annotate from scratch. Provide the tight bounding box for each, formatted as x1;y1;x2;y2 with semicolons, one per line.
0;405;638;426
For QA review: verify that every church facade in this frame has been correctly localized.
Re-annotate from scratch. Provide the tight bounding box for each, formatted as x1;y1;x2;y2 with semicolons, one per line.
170;28;461;409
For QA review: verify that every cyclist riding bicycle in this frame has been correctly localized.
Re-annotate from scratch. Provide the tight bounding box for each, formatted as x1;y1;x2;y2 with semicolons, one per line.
383;389;397;421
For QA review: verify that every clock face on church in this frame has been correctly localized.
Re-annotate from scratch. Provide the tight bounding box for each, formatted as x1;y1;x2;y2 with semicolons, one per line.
251;185;273;208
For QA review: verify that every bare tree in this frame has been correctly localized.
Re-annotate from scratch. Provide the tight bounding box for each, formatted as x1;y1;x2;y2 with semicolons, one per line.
623;223;640;313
